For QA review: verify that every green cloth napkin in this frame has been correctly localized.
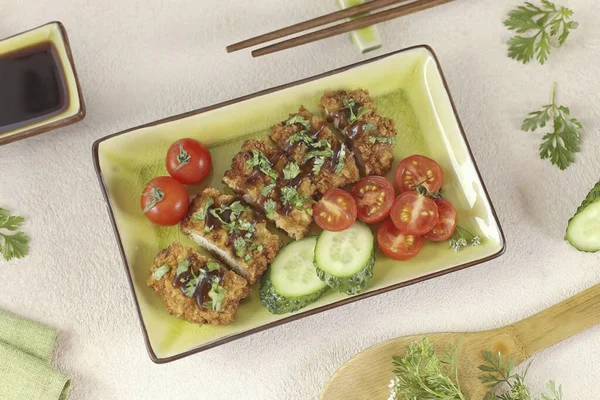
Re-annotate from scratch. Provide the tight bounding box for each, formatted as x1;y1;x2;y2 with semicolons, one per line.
0;310;71;400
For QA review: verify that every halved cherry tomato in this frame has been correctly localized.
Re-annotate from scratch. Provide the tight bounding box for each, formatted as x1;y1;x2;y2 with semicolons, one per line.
390;191;439;236
166;138;212;185
424;199;457;241
313;189;357;232
141;176;189;226
351;176;395;224
395;155;444;194
377;219;423;261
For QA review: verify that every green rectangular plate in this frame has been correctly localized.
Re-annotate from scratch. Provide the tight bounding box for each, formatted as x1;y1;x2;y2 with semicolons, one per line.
93;46;505;363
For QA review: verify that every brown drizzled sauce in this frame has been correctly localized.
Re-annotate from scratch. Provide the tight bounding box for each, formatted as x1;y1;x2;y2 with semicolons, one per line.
203;198;258;256
172;257;224;310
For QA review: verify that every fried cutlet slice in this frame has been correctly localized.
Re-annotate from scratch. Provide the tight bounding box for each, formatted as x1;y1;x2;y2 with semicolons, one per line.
181;188;281;284
147;243;249;326
270;106;360;193
320;89;397;176
222;139;315;240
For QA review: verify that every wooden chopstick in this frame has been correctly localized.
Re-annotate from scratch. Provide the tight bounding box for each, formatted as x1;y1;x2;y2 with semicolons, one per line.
251;0;454;57
227;0;408;53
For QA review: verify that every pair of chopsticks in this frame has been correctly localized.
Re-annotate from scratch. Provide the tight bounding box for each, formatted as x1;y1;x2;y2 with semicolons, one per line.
227;0;455;57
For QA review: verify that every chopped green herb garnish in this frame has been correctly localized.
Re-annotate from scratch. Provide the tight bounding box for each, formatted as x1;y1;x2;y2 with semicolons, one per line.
233;236;246;258
263;199;277;219
343;98;369;124
176;259;190;276
203;226;212;234
304;148;334;162
363;122;377;131
0;207;30;261
334;144;347;175
206;261;220;271
191;198;214;221
281;187;311;211
288;131;313;147
152;265;171;280
285;115;311;130
283;162;301;180
246;149;278;180
261;183;276;197
244;254;253;263
205;277;226;312
368;135;394;145
312;157;325;174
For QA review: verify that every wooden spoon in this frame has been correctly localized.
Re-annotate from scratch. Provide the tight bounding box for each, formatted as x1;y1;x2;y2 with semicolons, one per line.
321;283;600;399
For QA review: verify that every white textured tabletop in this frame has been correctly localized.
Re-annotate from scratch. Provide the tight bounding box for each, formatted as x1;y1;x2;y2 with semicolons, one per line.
1;0;600;399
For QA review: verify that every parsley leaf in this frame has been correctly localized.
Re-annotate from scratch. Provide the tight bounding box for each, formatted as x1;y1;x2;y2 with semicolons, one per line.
0;208;30;261
233;236;246;258
312;157;325;174
283;162;300;180
285;115;311;130
176;259;190;276
368;135;394;145
522;82;582;170
206;261;221;271
246;149;278;180
205;277;226;312
280;187;311;211
152;265;171;280
334;144;346;175
191;198;214;221
263;199;277;219
363;122;377;131
504;1;578;64
261;183;276;197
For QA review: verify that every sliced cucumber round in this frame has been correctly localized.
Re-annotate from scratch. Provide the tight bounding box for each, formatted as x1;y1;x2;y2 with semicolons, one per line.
260;237;328;314
566;180;600;252
314;222;375;295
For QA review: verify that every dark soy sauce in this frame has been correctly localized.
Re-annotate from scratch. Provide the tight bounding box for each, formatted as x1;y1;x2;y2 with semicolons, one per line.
0;42;67;134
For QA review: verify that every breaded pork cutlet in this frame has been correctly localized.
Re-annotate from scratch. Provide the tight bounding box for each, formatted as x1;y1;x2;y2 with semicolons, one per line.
270;107;360;194
181;188;281;284
320;89;397;176
147;242;249;326
222;139;315;240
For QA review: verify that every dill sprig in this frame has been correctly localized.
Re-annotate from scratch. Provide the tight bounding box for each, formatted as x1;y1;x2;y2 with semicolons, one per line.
389;338;467;400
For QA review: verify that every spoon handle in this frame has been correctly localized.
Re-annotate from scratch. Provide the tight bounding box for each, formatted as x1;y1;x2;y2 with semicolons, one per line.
512;283;600;357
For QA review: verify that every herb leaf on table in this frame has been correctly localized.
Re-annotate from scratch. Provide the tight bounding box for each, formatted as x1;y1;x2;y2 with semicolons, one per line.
504;1;578;64
522;82;582;170
0;208;30;261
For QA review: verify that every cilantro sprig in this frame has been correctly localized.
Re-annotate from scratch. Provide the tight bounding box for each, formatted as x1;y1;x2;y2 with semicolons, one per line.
0;208;30;262
504;1;578;65
522;82;582;170
479;351;564;400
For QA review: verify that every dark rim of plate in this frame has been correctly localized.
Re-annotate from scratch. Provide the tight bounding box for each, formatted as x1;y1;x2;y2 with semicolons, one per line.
0;21;86;146
91;44;506;364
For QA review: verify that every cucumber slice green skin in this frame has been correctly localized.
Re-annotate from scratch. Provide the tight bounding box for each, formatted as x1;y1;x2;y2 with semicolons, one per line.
259;271;328;314
566;180;600;252
315;251;375;295
314;222;376;295
259;237;328;315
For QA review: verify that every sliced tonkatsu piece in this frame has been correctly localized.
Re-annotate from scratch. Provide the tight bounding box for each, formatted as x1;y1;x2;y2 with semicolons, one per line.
181;188;281;284
222;139;315;240
320;89;397;176
270;106;360;194
147;242;249;326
